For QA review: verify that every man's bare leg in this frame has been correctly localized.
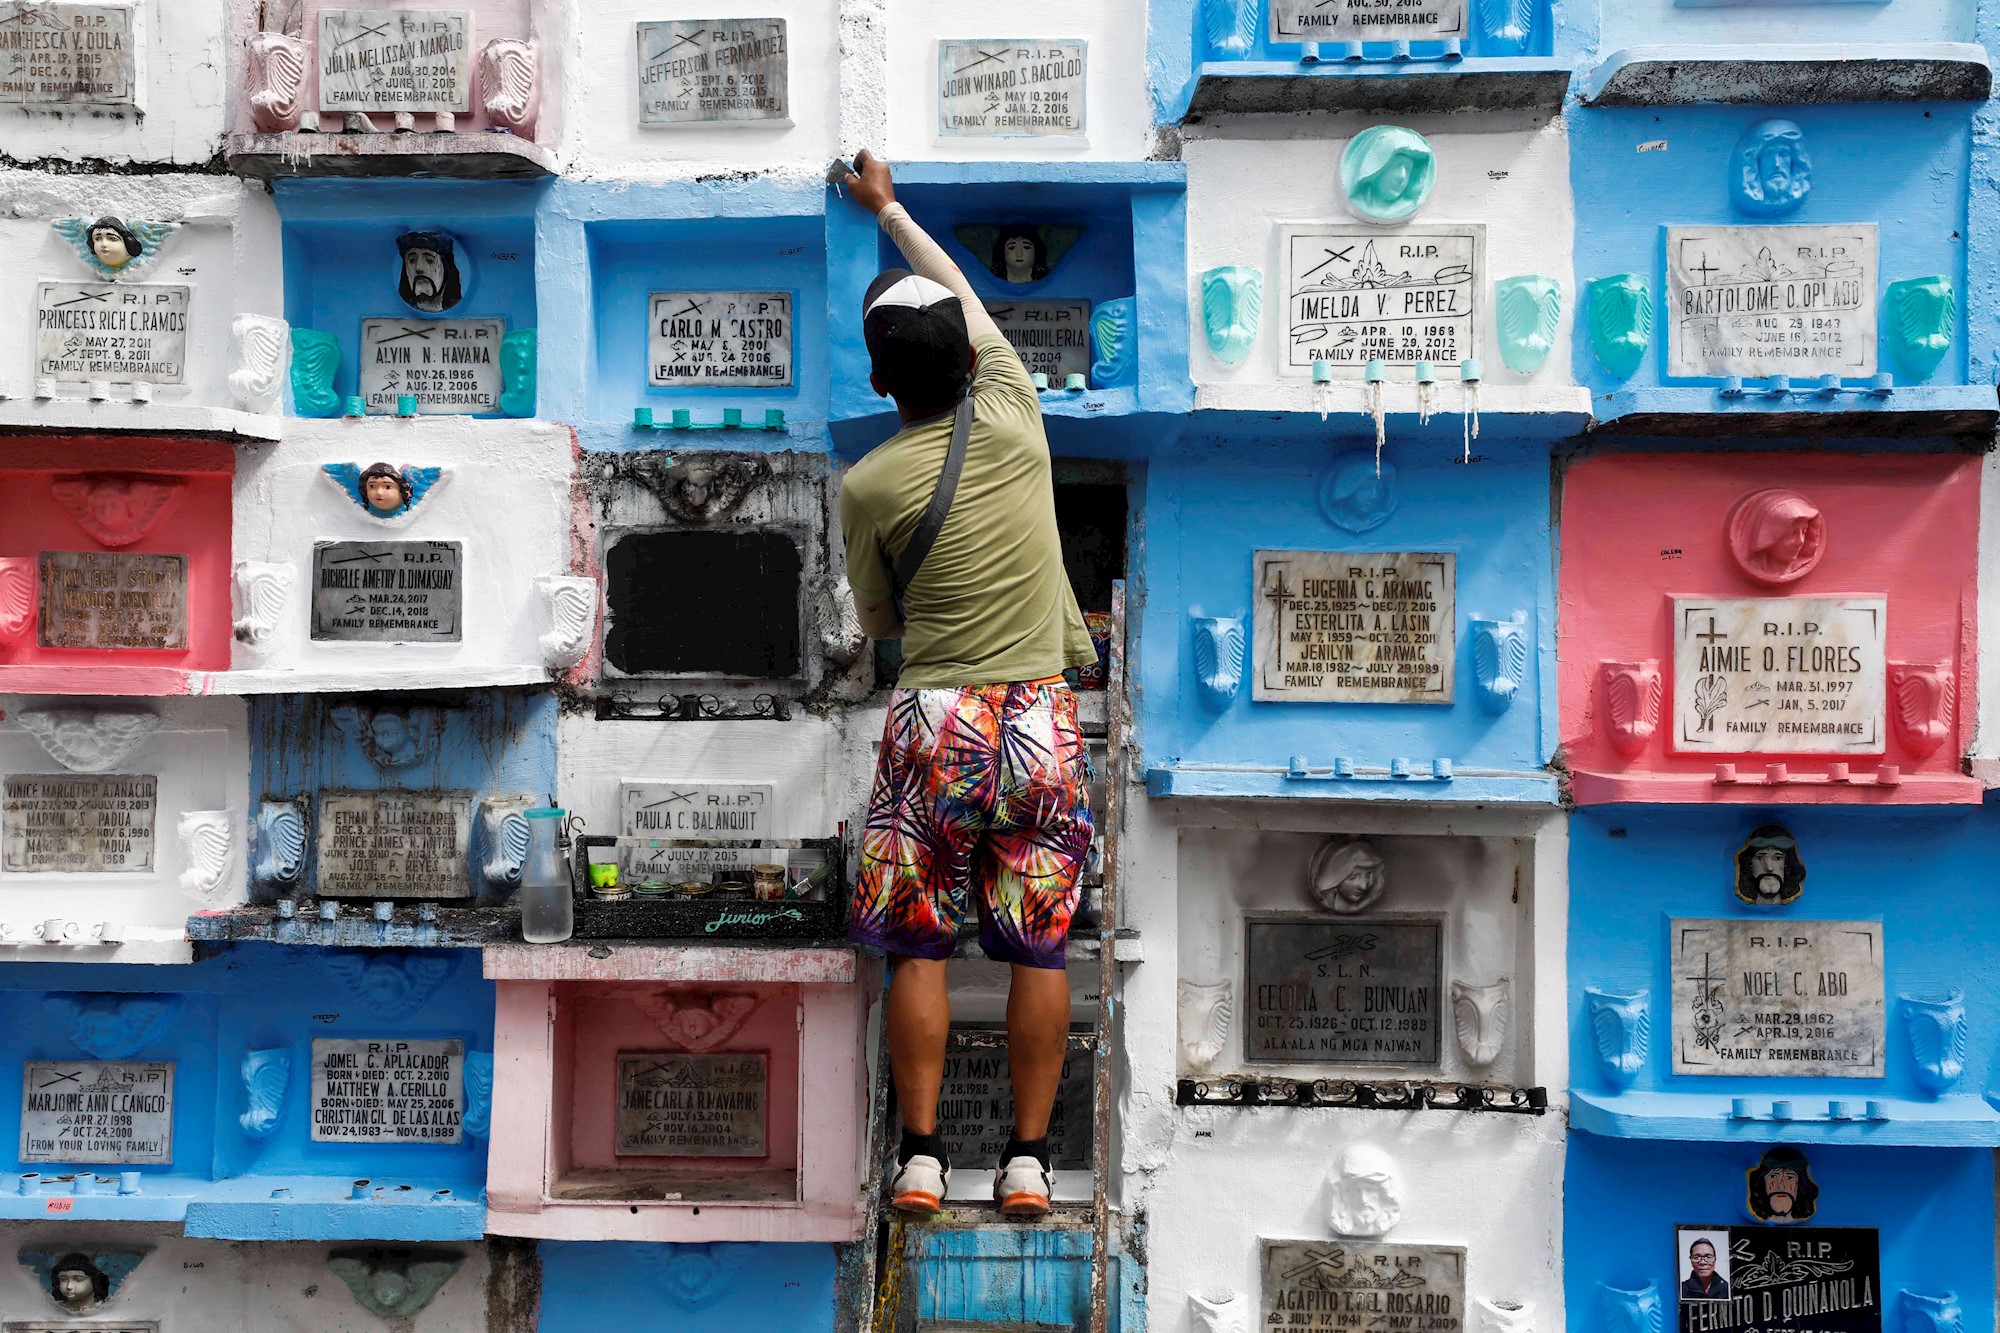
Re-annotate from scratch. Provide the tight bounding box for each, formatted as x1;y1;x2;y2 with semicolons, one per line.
887;956;951;1134
1006;963;1071;1139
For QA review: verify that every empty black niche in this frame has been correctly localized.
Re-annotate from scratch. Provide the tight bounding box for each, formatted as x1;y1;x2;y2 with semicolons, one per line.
1055;481;1128;615
606;530;803;677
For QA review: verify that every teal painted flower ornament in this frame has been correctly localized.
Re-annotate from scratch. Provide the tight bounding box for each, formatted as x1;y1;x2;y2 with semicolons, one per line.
1884;276;1954;381
1090;297;1137;388
1201;266;1262;366
1494;275;1562;375
51;215;179;281
289;328;342;418
1587;274;1651;379
1341;126;1436;225
499;328;538;416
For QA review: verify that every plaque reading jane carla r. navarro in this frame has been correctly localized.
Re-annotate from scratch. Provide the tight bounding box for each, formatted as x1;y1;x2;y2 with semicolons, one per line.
316;791;474;899
312;541;463;643
360;318;503;414
1672;597;1886;755
20;1060;173;1165
36;283;189;383
1282;225;1485;378
1674;1225;1880;1333
318;8;471;113
0;3;139;106
1270;0;1468;42
647;290;793;387
311;1038;465;1144
1261;1239;1466;1333
38;551;188;651
1254;551;1455;704
1671;918;1885;1077
635;19;789;126
2;774;155;874
1245;917;1443;1066
936;39;1086;139
616;1052;768;1157
1667;224;1878;379
985;300;1091;384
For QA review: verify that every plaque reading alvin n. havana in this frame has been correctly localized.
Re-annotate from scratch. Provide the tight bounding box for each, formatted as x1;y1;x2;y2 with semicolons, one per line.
635;19;789;126
1672;918;1885;1077
1261;1239;1465;1333
36;283;189;383
1254;551;1454;704
312;541;463;643
0;3;138;106
937;1030;1093;1173
311;1038;465;1144
1270;0;1468;42
616;1052;768;1157
38;552;188;652
647;291;793;387
359;318;503;414
1245;917;1443;1066
1667;224;1878;379
1672;598;1886;754
1281;225;1485;378
936;39;1086;139
318;9;470;113
316;791;474;899
1674;1225;1880;1333
2;774;155;874
985;300;1091;384
20;1061;172;1165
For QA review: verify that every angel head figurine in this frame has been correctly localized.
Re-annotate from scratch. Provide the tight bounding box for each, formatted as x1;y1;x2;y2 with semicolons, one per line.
397;230;463;313
52;215;177;281
360;462;413;515
321;462;446;523
89;217;144;270
990;224;1050;284
1308;836;1387;914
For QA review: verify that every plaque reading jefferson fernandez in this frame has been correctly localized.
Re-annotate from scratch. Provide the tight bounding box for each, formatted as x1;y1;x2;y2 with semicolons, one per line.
1671;918;1885;1077
1245;917;1443;1066
1254;551;1454;703
1261;1239;1466;1333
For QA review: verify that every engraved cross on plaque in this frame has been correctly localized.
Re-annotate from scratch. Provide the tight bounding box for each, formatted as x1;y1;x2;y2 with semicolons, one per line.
1691;253;1720;285
1696;617;1726;646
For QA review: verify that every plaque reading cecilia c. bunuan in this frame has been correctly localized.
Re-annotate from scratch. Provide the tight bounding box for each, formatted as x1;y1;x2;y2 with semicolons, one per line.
311;1038;464;1144
0;3;137;106
1261;1239;1466;1333
1281;226;1484;378
1674;1225;1881;1333
1667;224;1878;379
1270;0;1468;42
38;551;188;652
2;774;155;874
616;1052;768;1157
936;39;1086;139
1672;918;1885;1077
635;20;789;126
647;291;793;387
937;1029;1093;1172
318;9;470;113
1672;598;1886;754
359;318;503;414
1244;917;1443;1066
36;283;189;383
1253;551;1454;703
315;791;474;899
311;541;463;643
986;300;1092;384
20;1061;173;1165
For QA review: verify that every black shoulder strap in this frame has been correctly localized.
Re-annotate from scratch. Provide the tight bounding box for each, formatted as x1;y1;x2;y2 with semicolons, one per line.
894;394;973;594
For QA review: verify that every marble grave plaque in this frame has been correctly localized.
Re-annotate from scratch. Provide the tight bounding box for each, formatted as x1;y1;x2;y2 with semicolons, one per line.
1270;0;1468;42
616;1052;768;1156
1261;1239;1466;1333
936;39;1086;139
1254;551;1454;703
1672;918;1885;1077
38;551;187;652
1668;224;1878;379
7;1324;159;1333
986;299;1091;383
1674;1226;1880;1333
1672;598;1886;754
20;1061;173;1165
635;19;789;125
0;3;137;106
3;774;155;874
311;541;463;643
938;1030;1093;1172
647;291;793;387
37;283;189;383
316;791;474;899
311;1038;465;1144
619;780;776;885
1282;225;1485;377
318;8;471;113
1245;917;1444;1066
359;317;503;414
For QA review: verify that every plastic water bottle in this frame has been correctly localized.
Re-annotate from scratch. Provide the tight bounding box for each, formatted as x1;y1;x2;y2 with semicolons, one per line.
519;807;573;944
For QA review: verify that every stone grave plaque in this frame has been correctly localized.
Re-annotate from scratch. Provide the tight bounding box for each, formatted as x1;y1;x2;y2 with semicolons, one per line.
316;791;474;899
1671;598;1886;754
1667;224;1878;379
318;8;470;113
647;290;793;387
1253;551;1455;704
635;19;789;126
1270;0;1468;42
1674;1225;1880;1333
1281;225;1485;378
0;3;137;106
1671;918;1885;1077
936;39;1086;139
1245;917;1444;1066
616;1052;767;1156
312;541;463;643
937;1030;1093;1172
2;774;155;874
38;552;187;651
36;283;189;383
984;300;1092;384
621;781;774;839
311;1038;465;1144
359;317;503;414
1261;1239;1466;1333
20;1061;172;1164
7;1323;159;1333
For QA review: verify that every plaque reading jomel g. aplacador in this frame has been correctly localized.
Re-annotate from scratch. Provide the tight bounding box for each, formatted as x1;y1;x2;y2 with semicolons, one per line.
1667;224;1878;379
1254;551;1455;704
1261;1239;1466;1333
1672;918;1885;1077
1672;597;1886;754
311;1038;465;1144
1245;916;1444;1066
20;1061;173;1165
616;1052;768;1157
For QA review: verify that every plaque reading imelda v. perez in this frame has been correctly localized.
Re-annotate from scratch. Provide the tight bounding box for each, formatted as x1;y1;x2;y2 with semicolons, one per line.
3;774;156;874
316;791;474;899
1255;551;1455;704
311;1038;465;1144
1667;224;1878;379
312;541;463;643
1672;918;1885;1077
21;1060;173;1165
1281;225;1485;378
1262;1239;1466;1333
1672;597;1886;755
1245;917;1444;1066
647;290;793;387
39;551;188;652
616;1052;768;1157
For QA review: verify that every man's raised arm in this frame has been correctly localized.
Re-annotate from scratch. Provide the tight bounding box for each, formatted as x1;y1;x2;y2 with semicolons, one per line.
842;149;1001;344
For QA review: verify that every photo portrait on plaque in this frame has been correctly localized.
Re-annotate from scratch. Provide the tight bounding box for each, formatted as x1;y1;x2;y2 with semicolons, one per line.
1672;1225;1879;1333
1677;1229;1732;1302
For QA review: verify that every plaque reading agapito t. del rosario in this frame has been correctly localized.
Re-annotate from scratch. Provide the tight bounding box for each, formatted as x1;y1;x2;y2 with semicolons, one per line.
1255;551;1455;703
1667;224;1878;379
1261;1239;1466;1333
1672;918;1885;1077
1672;598;1886;754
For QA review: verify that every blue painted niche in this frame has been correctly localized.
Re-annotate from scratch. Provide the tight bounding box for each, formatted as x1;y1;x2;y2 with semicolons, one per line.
536;1242;835;1333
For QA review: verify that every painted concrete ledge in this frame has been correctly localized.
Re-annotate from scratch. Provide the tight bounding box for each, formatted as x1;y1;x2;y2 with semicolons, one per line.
0;400;283;442
1572;1090;2000;1146
484;1197;864;1244
1193;383;1594;443
192;664;554;695
482;940;858;983
1589;384;1998;443
188;904;519;948
2;935;191;965
1569;767;1982;807
1146;764;1560;804
0;1176;485;1240
226;131;556;181
1185;58;1572;119
1581;43;1993;106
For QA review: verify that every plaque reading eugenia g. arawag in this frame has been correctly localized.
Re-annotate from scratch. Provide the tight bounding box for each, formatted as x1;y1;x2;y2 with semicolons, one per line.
20;1061;173;1165
316;791;474;899
311;1038;465;1144
1245;917;1443;1066
936;1029;1093;1172
312;541;463;642
1281;226;1485;378
1254;551;1455;704
1261;1239;1466;1333
616;1052;768;1157
1674;1225;1880;1333
2;774;155;874
38;551;187;651
1671;919;1885;1077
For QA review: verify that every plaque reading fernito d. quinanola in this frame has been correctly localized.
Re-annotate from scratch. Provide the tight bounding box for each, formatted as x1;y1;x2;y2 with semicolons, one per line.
1254;551;1455;703
1245;917;1443;1066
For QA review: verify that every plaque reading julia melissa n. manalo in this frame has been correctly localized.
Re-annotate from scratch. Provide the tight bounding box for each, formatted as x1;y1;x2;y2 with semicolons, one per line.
37;551;188;652
36;282;189;384
311;541;463;643
937;1029;1094;1173
318;8;471;113
635;19;790;126
647;290;793;387
1667;224;1879;379
1281;225;1485;378
1671;597;1886;755
936;39;1087;140
1261;1239;1467;1333
615;1052;768;1157
0;3;138;107
2;774;156;874
1253;551;1455;704
1671;918;1885;1078
359;317;503;414
1244;916;1444;1066
20;1060;173;1165
315;790;474;899
1674;1225;1881;1333
985;299;1092;384
310;1038;465;1144
1269;0;1468;43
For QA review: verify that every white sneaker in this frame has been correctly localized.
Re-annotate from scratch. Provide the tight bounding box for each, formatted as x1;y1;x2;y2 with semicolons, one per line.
889;1153;949;1216
993;1155;1054;1217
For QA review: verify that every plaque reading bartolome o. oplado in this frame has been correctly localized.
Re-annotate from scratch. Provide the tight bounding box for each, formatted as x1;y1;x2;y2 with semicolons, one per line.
1246;916;1444;1066
1672;918;1885;1077
20;1060;173;1165
616;1052;768;1157
1254;551;1455;704
1262;1239;1466;1333
1667;224;1878;379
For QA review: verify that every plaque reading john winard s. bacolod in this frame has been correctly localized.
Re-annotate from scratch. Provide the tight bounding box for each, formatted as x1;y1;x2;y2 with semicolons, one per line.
635;19;790;125
1261;1239;1466;1333
311;1038;465;1144
936;39;1086;139
1672;598;1886;755
312;541;463;642
3;774;156;874
616;1052;768;1157
20;1060;173;1165
647;291;793;387
1270;0;1467;43
1672;918;1885;1077
1667;224;1878;380
1281;225;1485;378
37;283;189;382
1245;916;1444;1066
39;551;187;651
315;791;474;899
1254;551;1455;704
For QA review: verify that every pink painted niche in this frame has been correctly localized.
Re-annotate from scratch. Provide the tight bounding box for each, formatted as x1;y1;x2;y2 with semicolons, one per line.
0;436;235;696
1559;452;1980;805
